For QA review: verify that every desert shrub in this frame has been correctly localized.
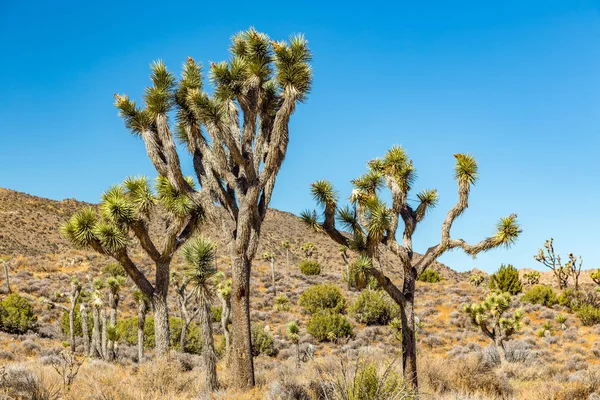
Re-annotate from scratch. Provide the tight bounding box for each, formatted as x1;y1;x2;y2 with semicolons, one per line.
299;283;347;314
0;293;38;334
252;324;277;357
521;285;558;307
116;316;202;354
0;364;60;400
307;311;353;342
418;269;441;283
576;304;600;326
299;260;321;276
489;264;522;295
350;289;399;325
211;306;222;323
274;294;291;311
469;274;485;287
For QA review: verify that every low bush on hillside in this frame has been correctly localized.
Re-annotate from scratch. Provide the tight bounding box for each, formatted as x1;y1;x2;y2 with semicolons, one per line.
350;289;399;325
576;305;600;326
418;269;441;283
299;283;347;314
251;324;277;357
307;311;353;342
274;294;291;311
299;260;321;275
521;285;558;307
0;293;37;334
489;264;522;295
116;316;202;354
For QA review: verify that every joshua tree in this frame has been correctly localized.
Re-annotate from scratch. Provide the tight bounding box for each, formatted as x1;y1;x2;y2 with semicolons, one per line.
566;253;583;291
469;273;485;288
300;242;316;259
591;270;600;286
286;320;300;368
133;289;150;362
67;278;82;352
282;241;291;268
0;257;11;294
301;146;521;390
463;292;524;363
90;279;105;358
339;246;351;290
183;236;219;392
215;272;232;358
523;271;541;286
534;238;570;289
80;299;90;355
61;176;203;356
111;28;312;388
171;270;200;352
105;275;126;360
262;252;277;297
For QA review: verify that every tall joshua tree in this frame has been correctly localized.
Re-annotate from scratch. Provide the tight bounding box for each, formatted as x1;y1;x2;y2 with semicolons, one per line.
105;275;126;360
262;252;276;297
67;278;82;352
90;279;105;358
534;238;576;290
183;236;219;392
61;176;203;356
111;28;312;387
282;241;291;268
301;146;521;390
463;292;523;363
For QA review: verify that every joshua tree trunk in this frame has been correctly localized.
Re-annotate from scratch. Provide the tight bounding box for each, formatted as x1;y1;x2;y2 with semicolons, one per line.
80;304;90;355
107;291;118;361
220;295;231;358
286;249;289;269
180;320;189;353
101;308;108;359
90;307;102;358
270;259;277;298
68;308;76;352
400;273;418;389
137;300;147;362
153;291;170;357
230;254;255;388
199;302;218;392
495;338;507;364
2;261;10;294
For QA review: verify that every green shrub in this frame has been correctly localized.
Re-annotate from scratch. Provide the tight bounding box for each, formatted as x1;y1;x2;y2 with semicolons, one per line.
60;305;93;337
299;260;321;275
418;269;441;283
523;271;541;285
299;284;347;314
489;264;522;295
521;285;558;307
115;316;202;354
0;293;37;334
211;306;222;323
469;274;485;287
576;304;600;326
273;294;291;311
558;289;581;309
251;324;277;357
350;289;399;325
348;360;402;399
307;311;353;342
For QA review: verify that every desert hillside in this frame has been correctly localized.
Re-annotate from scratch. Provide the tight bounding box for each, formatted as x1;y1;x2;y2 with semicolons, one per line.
0;188;599;399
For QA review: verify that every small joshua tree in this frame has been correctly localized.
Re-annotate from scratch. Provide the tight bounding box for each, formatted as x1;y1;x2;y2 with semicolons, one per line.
282;241;291;269
591;270;600;286
80;298;90;355
66;278;82;352
523;271;541;286
339;246;351;290
300;242;316;259
286;321;301;368
534;238;570;290
183;236;219;392
301;147;521;390
61;176;203;356
469;273;485;288
105;275;126;360
171;270;200;353
133;289;150;362
90;278;105;358
262;252;277;297
463;292;523;363
566;253;583;291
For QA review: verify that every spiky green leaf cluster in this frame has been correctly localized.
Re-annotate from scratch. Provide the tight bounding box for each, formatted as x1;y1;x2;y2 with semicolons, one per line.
463;292;523;339
453;153;478;186
299;209;321;232
311;180;338;207
182;235;217;295
493;214;521;248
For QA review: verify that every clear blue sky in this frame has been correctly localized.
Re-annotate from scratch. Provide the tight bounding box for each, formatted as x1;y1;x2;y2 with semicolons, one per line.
1;1;598;273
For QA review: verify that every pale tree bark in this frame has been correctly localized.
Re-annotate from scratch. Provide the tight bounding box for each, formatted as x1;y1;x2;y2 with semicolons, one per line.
100;308;108;359
107;290;119;361
2;261;10;294
90;306;102;358
67;284;81;353
137;298;148;362
80;303;90;355
175;279;199;353
199;301;218;392
220;294;231;359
